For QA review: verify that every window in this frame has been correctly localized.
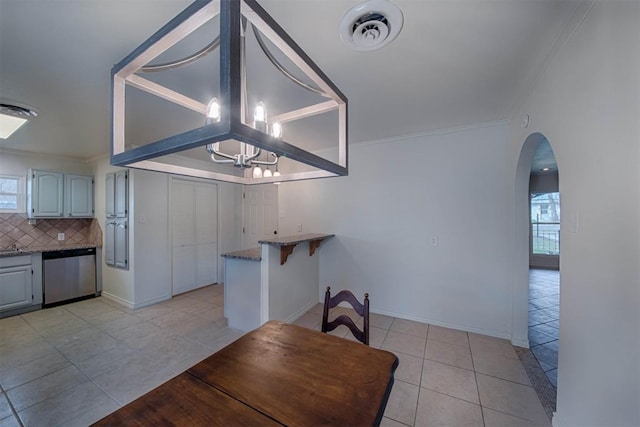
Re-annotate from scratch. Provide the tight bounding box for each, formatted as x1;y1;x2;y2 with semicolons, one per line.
0;176;25;212
530;192;560;255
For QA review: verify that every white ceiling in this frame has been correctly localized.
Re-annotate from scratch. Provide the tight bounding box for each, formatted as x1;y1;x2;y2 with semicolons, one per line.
0;0;583;160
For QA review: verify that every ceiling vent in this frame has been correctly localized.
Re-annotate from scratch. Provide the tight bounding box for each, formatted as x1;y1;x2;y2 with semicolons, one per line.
340;0;404;52
0;100;38;139
0;102;38;119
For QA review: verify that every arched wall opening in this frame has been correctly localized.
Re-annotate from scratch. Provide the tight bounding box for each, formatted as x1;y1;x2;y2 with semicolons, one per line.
513;132;561;392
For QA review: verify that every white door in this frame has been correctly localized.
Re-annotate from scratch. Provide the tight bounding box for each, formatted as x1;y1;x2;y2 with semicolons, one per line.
171;178;218;296
243;184;278;248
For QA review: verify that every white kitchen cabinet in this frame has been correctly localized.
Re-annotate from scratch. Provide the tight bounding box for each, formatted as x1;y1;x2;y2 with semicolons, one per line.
27;170;64;217
64;174;94;217
105;220;115;266
105;173;115;218
115;219;128;269
106;170;128;218
28;169;94;218
0;255;33;312
105;170;129;269
115;170;128;218
104;219;127;269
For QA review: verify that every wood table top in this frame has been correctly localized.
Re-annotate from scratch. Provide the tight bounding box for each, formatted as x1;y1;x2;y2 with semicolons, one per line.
189;321;398;426
93;321;398;426
93;373;283;426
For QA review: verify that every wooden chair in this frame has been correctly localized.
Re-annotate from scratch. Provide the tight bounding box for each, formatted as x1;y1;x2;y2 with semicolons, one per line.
321;286;369;345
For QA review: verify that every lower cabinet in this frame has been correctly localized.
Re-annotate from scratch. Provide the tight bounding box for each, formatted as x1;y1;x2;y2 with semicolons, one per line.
0;254;42;317
105;219;128;269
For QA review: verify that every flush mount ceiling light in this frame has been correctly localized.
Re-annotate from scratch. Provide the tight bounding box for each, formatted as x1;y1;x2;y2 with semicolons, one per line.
111;0;348;185
0;102;38;139
340;0;404;52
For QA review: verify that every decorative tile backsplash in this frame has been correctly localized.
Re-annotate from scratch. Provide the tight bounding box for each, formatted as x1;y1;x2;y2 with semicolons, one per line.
0;214;102;250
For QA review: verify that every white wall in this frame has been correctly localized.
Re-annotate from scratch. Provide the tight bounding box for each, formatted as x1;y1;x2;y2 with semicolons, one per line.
279;122;513;338
219;182;244;279
0;148;92;176
509;2;640;426
132;170;171;306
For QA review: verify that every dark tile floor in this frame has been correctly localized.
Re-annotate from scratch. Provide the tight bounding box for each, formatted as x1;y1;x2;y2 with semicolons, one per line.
528;269;559;388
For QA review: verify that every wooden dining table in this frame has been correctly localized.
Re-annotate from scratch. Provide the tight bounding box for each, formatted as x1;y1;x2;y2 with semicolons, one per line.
93;320;399;426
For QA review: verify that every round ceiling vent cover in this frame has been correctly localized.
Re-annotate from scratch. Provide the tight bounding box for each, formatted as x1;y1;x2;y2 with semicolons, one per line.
0;101;38;119
340;0;404;52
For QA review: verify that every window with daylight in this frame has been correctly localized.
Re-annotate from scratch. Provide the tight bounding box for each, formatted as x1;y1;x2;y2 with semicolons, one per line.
0;176;24;212
530;192;560;255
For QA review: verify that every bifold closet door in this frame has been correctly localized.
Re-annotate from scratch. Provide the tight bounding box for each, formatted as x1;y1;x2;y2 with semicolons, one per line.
171;179;218;296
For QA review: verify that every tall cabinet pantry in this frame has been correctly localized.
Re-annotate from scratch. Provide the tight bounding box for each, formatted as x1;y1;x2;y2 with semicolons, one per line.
105;170;128;269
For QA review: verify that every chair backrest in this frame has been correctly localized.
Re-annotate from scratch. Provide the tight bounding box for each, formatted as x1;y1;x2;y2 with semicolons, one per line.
321;286;369;345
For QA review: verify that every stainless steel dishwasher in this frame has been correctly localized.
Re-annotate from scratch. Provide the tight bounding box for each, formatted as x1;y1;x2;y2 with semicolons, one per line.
42;247;97;307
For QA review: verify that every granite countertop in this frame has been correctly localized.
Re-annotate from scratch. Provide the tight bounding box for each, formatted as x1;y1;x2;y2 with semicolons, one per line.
221;234;335;262
221;247;262;261
258;233;335;246
0;243;99;258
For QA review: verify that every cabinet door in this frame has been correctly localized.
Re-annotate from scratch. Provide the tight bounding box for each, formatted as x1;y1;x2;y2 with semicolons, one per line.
115;219;128;269
105;221;116;266
105;173;115;218
0;265;32;311
64;174;94;217
115;170;128;218
31;170;64;217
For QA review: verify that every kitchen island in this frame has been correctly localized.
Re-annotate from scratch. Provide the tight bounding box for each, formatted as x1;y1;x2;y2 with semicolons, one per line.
221;234;334;331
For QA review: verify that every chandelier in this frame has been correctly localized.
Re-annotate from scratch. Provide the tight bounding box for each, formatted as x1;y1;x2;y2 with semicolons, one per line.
111;0;348;184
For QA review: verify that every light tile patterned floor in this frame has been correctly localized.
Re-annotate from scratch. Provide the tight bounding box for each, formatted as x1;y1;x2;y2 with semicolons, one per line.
0;285;551;426
296;304;551;427
0;285;243;426
528;269;559;388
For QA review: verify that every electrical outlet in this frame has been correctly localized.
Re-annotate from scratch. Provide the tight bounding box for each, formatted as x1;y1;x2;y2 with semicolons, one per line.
297;224;303;233
430;236;438;246
57;233;65;241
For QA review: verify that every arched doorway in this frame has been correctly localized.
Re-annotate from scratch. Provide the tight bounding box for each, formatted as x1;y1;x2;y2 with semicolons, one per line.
514;132;560;395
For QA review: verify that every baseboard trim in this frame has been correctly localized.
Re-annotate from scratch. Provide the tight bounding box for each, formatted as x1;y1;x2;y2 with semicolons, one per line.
372;308;512;341
131;294;171;310
283;300;318;324
511;337;530;348
100;292;134;309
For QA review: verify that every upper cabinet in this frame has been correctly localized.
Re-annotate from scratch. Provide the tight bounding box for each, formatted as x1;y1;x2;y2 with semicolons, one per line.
105;170;128;218
27;170;64;217
27;169;94;218
64;174;94;217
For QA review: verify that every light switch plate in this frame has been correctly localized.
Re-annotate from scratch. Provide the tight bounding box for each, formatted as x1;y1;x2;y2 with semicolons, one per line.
57;233;65;241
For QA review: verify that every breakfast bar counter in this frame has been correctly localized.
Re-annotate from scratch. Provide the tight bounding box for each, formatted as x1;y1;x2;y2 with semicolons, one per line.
221;233;334;331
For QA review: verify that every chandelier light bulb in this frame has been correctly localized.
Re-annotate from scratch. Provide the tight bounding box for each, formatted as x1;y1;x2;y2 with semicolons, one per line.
207;98;220;122
271;121;282;139
252;165;263;178
255;101;266;122
273;170;280;177
263;167;273;178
